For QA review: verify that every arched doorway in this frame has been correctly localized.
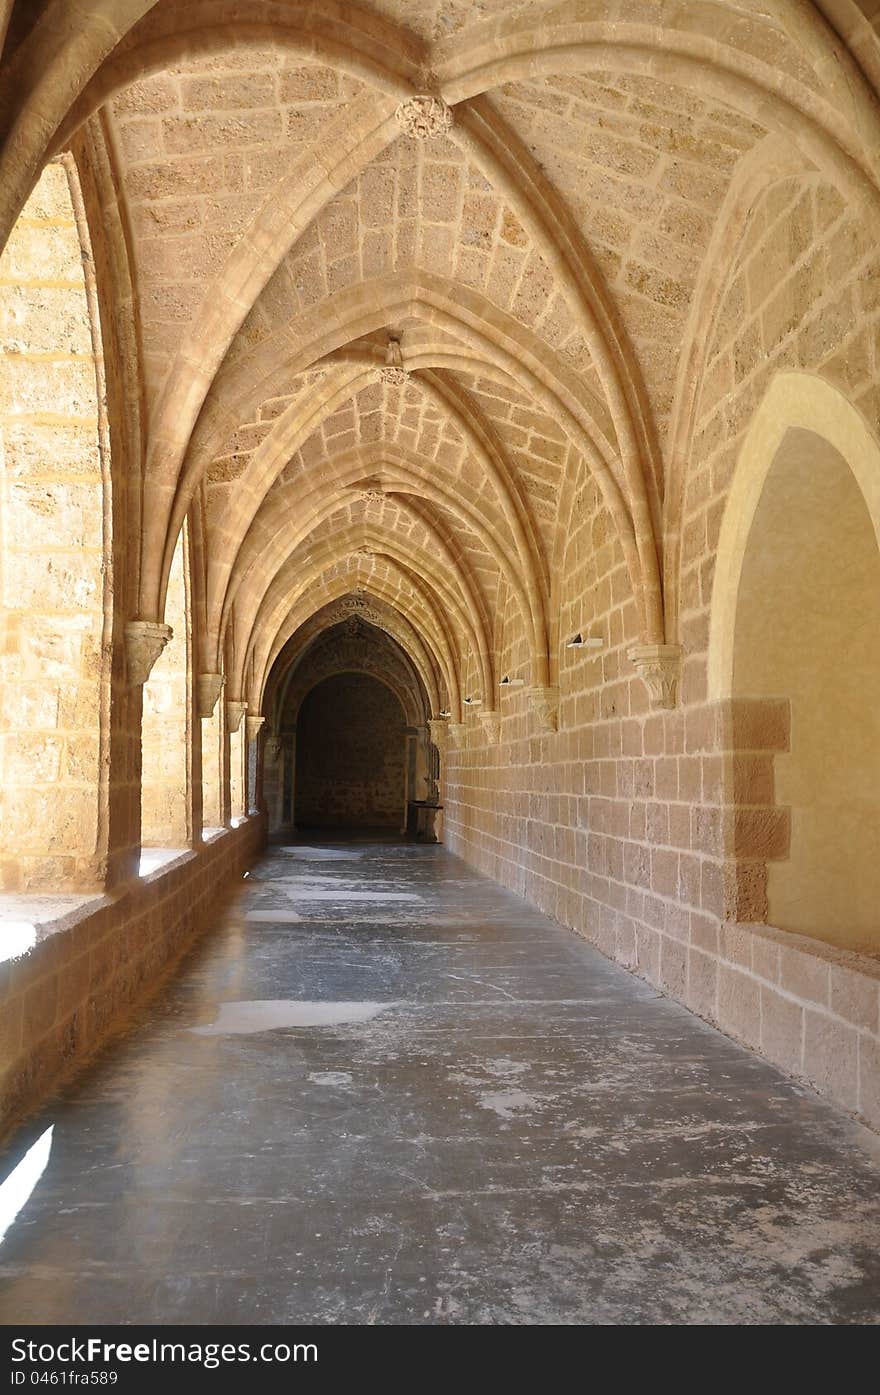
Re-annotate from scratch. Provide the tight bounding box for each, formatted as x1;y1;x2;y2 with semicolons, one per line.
295;672;407;832
709;373;880;953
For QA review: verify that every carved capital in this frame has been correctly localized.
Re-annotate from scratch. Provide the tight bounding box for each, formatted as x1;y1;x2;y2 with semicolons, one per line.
447;722;466;745
245;714;266;744
125;620;172;687
627;642;683;710
226;700;247;734
197;671;225;718
528;684;559;733
265;736;283;762
395;95;453;140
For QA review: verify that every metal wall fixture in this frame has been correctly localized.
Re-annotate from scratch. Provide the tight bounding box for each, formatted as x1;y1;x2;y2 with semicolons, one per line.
463;696;483;705
499;675;525;688
566;633;604;649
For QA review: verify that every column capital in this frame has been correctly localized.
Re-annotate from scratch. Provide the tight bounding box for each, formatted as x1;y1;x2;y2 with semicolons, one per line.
245;714;266;744
627;642;683;710
197;671;225;718
125;620;172;687
528;684;559;733
479;710;501;744
226;700;247;733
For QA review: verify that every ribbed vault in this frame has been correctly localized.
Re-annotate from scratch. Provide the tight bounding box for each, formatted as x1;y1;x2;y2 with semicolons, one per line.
2;0;879;732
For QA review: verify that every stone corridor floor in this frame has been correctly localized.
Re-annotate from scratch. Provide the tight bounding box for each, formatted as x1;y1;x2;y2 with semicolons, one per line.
1;841;880;1325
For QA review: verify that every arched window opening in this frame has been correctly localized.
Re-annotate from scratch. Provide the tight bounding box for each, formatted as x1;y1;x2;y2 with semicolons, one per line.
710;375;880;957
140;525;191;857
731;428;880;952
0;158;111;892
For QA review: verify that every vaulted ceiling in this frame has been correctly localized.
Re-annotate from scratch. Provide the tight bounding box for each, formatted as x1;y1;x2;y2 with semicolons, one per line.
2;0;879;719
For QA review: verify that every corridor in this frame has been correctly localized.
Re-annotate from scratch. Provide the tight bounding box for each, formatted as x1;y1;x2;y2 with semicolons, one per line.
1;842;879;1326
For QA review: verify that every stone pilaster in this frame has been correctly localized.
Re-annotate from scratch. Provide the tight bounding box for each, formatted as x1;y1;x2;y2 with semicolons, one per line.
197;671;225;718
125;620;172;687
627;643;683;710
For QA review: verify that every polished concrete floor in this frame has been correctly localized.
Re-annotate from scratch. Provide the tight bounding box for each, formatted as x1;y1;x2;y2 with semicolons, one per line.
1;841;880;1325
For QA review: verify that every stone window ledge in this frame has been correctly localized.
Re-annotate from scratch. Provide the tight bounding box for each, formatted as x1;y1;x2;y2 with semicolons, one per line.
138;848;191;879
0;892;113;966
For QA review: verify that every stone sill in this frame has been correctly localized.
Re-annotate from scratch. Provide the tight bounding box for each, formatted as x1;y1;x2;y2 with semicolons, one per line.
725;918;880;1019
138;848;191;880
0;818;266;1144
0;819;263;964
745;920;880;974
0;892;115;963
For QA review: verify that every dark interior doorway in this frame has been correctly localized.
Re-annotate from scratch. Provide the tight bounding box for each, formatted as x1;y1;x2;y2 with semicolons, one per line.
295;672;407;830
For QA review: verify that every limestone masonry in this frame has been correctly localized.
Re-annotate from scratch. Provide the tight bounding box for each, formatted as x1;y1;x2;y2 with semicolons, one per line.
0;0;879;1146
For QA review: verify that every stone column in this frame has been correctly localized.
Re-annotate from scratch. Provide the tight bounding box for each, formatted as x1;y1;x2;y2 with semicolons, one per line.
201;698;225;832
280;732;297;836
404;728;415;832
140;538;189;850
263;736;284;832
245;714;265;815
225;700;246;821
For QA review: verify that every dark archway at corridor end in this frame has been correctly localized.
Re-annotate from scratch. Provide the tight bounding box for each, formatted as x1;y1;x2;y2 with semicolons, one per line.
262;609;441;838
295;671;407;832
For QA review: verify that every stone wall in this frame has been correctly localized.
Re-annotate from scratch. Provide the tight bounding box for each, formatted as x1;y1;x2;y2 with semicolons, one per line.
0;817;264;1143
2;4;879;1144
443;175;880;1135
